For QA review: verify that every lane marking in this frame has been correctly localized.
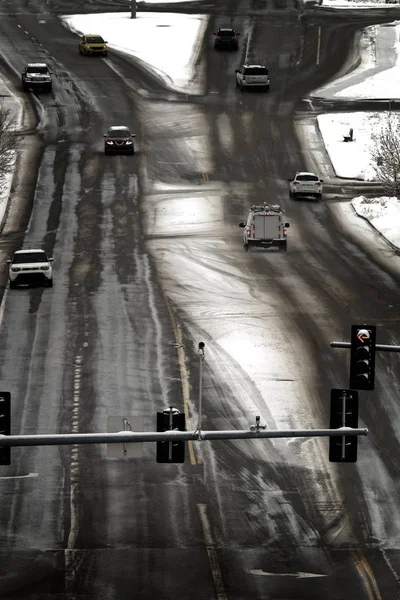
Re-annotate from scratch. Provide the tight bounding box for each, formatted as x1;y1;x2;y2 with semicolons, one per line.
352;550;382;600
316;26;321;66
197;503;227;600
250;569;326;578
164;298;197;465
0;472;38;480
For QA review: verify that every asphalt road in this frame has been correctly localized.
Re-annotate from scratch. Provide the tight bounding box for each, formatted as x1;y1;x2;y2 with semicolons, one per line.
0;0;400;598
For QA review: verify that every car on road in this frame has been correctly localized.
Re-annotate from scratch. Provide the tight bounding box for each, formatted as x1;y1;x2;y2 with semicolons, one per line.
79;34;108;56
8;249;54;288
103;126;136;155
235;64;270;91
239;203;290;252
214;28;240;50
288;171;323;201
21;63;52;92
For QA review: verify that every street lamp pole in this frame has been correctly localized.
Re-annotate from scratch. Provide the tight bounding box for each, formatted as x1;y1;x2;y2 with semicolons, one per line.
131;0;136;19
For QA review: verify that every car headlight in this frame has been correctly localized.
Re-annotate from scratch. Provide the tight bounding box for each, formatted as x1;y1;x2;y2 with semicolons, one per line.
125;140;132;145
86;44;91;48
11;267;21;272
106;141;113;145
25;77;32;81
40;266;50;271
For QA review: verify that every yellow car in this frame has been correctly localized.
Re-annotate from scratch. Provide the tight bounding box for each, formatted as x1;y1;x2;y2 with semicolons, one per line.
79;34;108;57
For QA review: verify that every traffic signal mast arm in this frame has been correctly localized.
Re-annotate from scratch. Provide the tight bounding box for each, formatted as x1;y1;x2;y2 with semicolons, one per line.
330;342;400;352
0;426;368;448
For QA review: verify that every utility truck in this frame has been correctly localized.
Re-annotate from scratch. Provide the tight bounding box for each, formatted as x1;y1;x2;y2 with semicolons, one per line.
239;203;290;252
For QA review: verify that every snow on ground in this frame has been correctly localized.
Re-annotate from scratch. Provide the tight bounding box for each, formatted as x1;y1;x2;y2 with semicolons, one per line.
317;111;383;180
352;196;400;247
62;12;208;94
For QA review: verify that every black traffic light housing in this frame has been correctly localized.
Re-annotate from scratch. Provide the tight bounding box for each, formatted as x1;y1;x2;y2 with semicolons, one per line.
329;389;358;462
349;325;376;391
0;392;11;465
156;407;185;463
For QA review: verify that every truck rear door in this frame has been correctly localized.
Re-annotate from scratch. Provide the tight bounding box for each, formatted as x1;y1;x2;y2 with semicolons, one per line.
263;215;280;239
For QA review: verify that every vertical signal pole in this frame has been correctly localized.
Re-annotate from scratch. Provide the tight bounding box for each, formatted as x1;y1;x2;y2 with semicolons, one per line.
197;342;205;440
131;0;136;19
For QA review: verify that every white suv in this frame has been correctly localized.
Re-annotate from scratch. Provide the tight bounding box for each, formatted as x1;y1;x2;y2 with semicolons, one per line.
288;172;323;201
235;64;270;92
8;249;54;288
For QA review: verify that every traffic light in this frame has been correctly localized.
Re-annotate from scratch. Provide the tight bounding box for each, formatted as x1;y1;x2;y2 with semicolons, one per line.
156;407;185;463
329;389;358;462
349;325;376;390
0;392;11;465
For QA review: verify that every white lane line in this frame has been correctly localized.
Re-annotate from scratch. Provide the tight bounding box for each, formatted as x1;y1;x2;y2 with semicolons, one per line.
0;472;38;480
316;26;321;66
197;503;227;600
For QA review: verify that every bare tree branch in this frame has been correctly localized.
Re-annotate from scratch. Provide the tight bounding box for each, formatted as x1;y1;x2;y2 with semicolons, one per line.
371;113;400;197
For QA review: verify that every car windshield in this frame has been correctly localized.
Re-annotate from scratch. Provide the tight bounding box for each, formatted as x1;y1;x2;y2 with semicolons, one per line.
13;252;47;263
219;30;235;36
296;174;319;181
27;66;48;74
244;67;268;75
108;129;130;138
86;37;104;43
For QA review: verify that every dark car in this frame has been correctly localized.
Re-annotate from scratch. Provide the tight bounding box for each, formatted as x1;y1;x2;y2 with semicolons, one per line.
214;28;240;50
103;126;136;155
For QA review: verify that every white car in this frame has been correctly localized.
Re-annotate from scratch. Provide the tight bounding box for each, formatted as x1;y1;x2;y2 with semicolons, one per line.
235;64;270;92
8;249;54;288
21;63;52;92
288;172;323;201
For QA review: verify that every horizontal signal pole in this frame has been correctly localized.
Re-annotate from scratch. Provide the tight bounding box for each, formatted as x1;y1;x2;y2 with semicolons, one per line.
0;427;368;448
330;341;400;352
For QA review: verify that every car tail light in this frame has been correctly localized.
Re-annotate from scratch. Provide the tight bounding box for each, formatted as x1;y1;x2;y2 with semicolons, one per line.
233;36;237;39
215;36;220;39
316;181;321;186
293;181;299;185
283;228;288;236
246;229;251;237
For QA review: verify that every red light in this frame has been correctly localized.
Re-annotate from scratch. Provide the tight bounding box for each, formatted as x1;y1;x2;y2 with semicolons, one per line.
283;228;287;236
293;181;299;185
316;181;321;186
216;36;220;39
246;229;251;237
233;36;237;39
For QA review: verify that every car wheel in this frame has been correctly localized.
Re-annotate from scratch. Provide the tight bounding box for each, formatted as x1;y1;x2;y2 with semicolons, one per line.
265;86;270;92
240;84;244;92
316;193;322;202
244;244;249;252
9;280;17;289
47;278;53;288
282;240;288;252
103;51;108;57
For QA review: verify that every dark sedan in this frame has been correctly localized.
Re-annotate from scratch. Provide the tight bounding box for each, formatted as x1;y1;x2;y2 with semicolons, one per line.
103;126;136;155
214;28;240;50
